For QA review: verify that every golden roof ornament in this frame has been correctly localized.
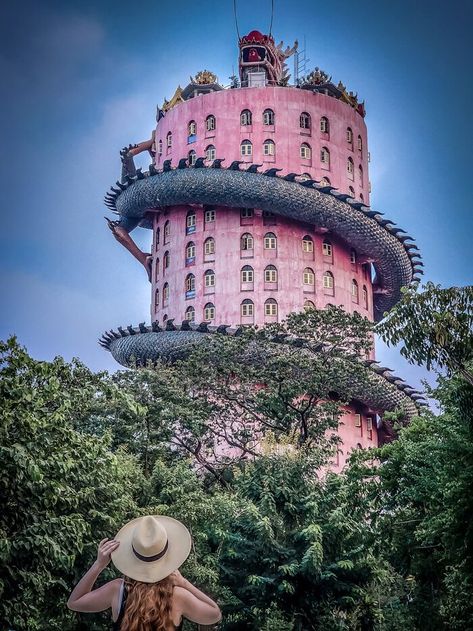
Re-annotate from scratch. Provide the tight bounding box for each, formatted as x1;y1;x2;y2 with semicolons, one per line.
161;86;184;112
190;70;218;85
304;67;331;85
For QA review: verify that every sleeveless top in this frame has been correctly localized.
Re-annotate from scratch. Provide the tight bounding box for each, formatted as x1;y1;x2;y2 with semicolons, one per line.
113;581;184;630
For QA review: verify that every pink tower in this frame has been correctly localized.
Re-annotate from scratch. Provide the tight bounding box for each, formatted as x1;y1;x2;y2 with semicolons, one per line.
101;30;424;470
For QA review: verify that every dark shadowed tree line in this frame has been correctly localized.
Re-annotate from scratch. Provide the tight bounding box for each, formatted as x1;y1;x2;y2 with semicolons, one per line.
0;286;472;630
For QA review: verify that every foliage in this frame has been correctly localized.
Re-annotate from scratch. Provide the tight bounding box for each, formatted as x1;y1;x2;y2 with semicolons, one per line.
377;282;473;384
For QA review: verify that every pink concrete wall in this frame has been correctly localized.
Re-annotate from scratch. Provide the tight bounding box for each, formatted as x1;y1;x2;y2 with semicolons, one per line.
154;86;369;202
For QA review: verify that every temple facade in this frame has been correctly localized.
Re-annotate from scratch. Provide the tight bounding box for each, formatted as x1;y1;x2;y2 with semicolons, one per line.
101;30;425;471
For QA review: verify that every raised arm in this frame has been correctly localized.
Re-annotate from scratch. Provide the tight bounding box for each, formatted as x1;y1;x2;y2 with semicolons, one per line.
67;539;121;613
171;571;222;626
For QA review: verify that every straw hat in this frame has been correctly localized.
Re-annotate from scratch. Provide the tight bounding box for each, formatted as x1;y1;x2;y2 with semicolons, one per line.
111;515;192;583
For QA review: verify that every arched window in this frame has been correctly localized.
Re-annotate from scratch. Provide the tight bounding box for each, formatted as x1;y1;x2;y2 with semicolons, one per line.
358;165;363;186
163;313;168;322
320;147;330;166
185;241;195;263
323;271;334;292
349;186;355;197
300;143;311;160
204;208;215;223
155;227;160;247
188;150;196;166
185;306;195;321
206;114;216;131
320;176;331;187
158;139;163;155
352;279;359;302
204;269;215;287
263;139;275;156
240;109;252;126
154;288;159;307
347;157;354;178
155;258;160;281
241;233;254;250
204;237;215;255
303;267;315;287
302;235;314;253
166;131;172;148
185;273;195;296
362;285;368;309
322;239;333;257
299;173;311;182
320;116;329;133
304;300;315;309
204;302;215;320
163;250;170;271
205;145;216;162
241;265;254;283
241;139;252;156
264;232;277;249
163;282;170;305
346;127;353;145
264;265;277;283
300;112;311;129
360;193;364;202
241;299;254;317
350;249;357;265
188;120;196;136
263;109;275;125
186;211;196;234
358;135;363;153
164;220;170;243
265;298;278;316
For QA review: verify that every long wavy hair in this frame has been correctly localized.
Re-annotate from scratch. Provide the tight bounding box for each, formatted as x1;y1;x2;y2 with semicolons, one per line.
120;576;174;631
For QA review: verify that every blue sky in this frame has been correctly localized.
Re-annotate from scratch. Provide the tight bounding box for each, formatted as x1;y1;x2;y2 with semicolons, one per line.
1;0;472;392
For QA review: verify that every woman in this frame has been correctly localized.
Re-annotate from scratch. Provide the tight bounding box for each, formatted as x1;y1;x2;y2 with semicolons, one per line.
68;515;222;630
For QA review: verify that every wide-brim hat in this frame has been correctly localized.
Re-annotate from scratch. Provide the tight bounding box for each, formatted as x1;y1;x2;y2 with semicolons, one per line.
111;515;192;583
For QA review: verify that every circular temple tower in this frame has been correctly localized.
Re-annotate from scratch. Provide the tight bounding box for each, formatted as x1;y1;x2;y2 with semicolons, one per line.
101;30;425;470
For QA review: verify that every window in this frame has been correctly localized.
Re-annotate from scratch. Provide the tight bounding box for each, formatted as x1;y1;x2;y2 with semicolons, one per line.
241;233;254;250
350;249;357;265
204;237;215;255
320;177;331;187
300;143;311;160
360;193;364;202
303;267;315;286
185;241;196;262
188;150;196;166
358;135;363;153
205;145;216;162
205;208;216;223
241;139;252;156
304;300;315;309
299;173;311;182
352;279;359;302
155;258;160;281
265;298;278;316
188;120;196;136
206;115;216;131
241;208;254;219
322;240;333;257
264;265;277;283
163;250;170;270
155;227;160;246
166;132;172;148
358;165;363;186
204;269;215;287
300;112;311;129
323;271;334;290
354;414;362;428
163;282;170;305
204;302;215;320
240;109;252;125
186;211;196;234
163;313;168;322
164;220;170;243
185;273;195;294
367;416;373;440
154;288;159;307
263;210;276;225
320;116;329;133
347;157;354;178
158;139;163;155
346;127;353;144
241;265;254;283
302;235;314;252
185;306;195;321
264;232;277;249
320;147;330;166
362;285;368;309
349;186;355;197
241;299;254;317
263;108;275;125
263;139;275;156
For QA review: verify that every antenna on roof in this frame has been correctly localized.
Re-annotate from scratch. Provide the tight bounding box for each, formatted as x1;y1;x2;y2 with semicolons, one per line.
233;0;241;40
294;36;309;86
269;0;274;36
